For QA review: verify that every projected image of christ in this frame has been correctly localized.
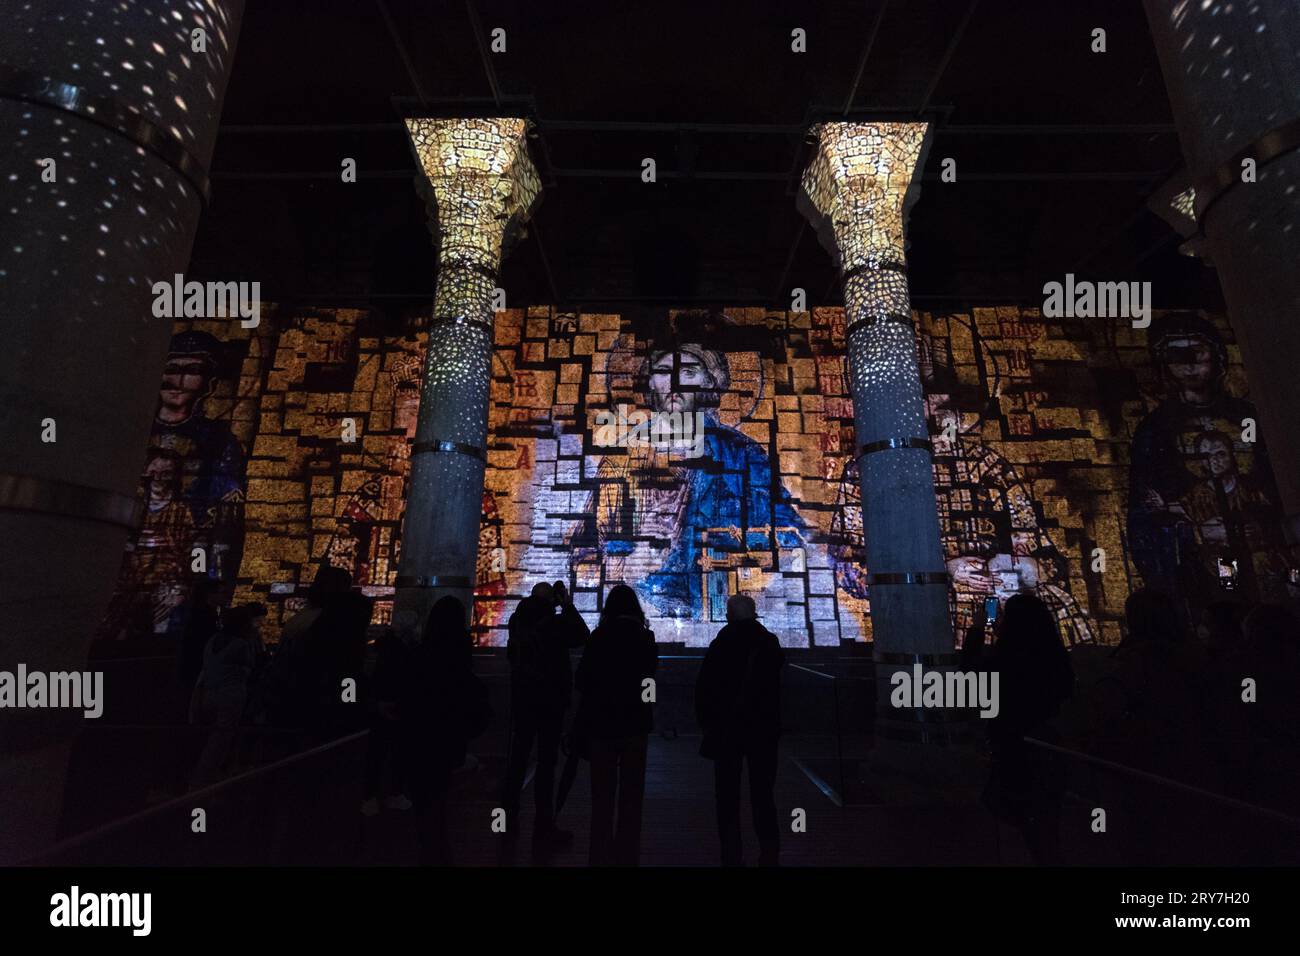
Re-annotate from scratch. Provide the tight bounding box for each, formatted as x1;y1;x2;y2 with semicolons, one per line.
576;312;805;620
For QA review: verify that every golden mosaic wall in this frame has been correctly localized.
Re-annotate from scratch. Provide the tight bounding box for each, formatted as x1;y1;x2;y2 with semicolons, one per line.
99;302;1290;649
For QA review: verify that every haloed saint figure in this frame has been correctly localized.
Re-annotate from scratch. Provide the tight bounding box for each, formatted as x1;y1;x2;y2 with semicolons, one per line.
321;354;507;635
1127;313;1294;609
580;312;804;621
99;331;247;639
830;332;1097;647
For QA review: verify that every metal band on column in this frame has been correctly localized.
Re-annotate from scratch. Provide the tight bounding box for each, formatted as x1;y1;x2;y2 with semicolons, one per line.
0;471;143;530
842;260;908;283
865;571;950;586
411;439;487;460
439;258;500;283
394;575;474;589
1194;115;1300;231
857;437;932;457
844;311;914;338
0;63;212;203
428;315;495;335
874;650;963;666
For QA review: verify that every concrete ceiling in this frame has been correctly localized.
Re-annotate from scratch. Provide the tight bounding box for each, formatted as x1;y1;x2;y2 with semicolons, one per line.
190;0;1227;322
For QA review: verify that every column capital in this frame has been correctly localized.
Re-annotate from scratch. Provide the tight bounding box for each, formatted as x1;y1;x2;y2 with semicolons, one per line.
797;121;931;273
1146;169;1210;262
404;117;542;270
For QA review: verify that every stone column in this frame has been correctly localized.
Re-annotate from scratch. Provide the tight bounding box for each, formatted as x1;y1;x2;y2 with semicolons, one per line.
799;122;957;741
0;1;245;860
395;118;540;628
1143;0;1300;537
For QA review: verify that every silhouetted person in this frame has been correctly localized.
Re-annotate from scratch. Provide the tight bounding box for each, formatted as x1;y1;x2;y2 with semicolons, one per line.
283;565;349;645
959;600;991;671
237;602;270;720
1082;589;1218;862
246;602;269;655
398;596;491;865
177;578;222;697
982;593;1074;865
1240;602;1300;737
361;628;411;816
168;578;224;790
1236;604;1300;833
265;564;351;728
696;594;785;866
1196;599;1249;787
281;567;372;739
502;580;589;848
1096;589;1215;785
189;604;262;787
1197;599;1243;662
575;584;657;866
312;579;373;736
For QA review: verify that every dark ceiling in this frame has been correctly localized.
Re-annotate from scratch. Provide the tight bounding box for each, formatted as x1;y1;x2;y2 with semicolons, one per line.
190;0;1226;321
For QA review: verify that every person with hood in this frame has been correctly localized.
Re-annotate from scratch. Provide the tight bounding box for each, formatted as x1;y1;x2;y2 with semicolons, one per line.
695;594;785;866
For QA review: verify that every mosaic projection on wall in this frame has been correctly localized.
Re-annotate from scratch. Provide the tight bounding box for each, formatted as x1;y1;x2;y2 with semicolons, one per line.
97;303;1295;648
97;321;272;641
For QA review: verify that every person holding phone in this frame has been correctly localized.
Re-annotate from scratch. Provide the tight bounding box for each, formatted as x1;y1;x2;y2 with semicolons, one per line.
960;599;994;670
502;580;590;850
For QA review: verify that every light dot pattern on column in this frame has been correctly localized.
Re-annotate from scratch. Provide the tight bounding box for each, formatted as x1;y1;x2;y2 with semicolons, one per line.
403;116;543;451
801;122;928;272
398;118;542;603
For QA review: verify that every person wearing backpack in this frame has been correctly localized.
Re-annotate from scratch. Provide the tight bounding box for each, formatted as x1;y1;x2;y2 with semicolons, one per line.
502;581;590;849
695;594;785;866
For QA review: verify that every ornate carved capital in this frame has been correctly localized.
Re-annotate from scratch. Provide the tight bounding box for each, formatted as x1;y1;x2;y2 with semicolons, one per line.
404;117;542;274
798;122;930;273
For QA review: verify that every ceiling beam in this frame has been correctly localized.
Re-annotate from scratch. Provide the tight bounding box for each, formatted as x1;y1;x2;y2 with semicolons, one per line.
375;0;430;108
217;121;1177;137
915;0;981;117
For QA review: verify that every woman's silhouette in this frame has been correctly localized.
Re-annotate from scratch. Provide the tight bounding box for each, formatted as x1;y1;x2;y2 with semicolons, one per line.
574;584;658;865
982;592;1074;864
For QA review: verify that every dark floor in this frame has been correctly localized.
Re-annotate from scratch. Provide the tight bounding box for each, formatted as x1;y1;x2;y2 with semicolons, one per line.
42;650;1300;866
355;733;1069;867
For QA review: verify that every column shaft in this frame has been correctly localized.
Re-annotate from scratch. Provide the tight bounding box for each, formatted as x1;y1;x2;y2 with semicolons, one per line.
800;122;955;739
843;270;952;657
395;118;540;627
0;1;245;860
1143;0;1300;533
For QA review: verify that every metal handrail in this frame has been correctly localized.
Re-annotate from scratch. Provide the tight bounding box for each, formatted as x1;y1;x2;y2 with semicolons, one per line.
787;663;837;679
785;664;857;803
1023;735;1300;831
19;730;369;864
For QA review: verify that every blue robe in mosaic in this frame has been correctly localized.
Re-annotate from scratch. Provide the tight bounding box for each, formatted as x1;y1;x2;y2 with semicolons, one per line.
605;417;804;618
